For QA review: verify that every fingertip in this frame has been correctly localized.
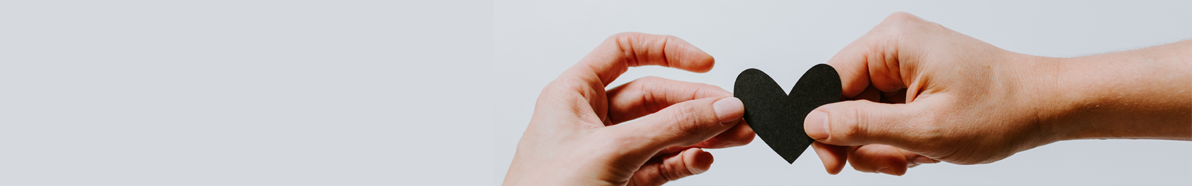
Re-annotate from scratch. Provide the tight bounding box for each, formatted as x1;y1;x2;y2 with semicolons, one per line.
892;165;908;176
805;111;830;140
876;166;907;176
684;53;715;73
713;97;744;124
812;142;848;175
736;121;756;144
687;148;714;174
680;38;715;73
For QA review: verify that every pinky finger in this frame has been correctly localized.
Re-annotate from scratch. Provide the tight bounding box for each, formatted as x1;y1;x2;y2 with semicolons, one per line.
627;148;714;186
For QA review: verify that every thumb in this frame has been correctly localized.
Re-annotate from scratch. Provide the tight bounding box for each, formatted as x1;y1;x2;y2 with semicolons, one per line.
804;99;921;147
608;97;744;156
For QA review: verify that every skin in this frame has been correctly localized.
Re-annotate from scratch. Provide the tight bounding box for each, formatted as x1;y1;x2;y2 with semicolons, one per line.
804;12;1192;176
503;33;756;186
504;12;1190;185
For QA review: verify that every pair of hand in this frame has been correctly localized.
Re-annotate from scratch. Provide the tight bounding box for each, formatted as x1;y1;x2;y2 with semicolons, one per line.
504;12;1191;186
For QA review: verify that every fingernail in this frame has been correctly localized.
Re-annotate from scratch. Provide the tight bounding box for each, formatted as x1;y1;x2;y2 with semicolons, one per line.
913;156;940;164
805;111;829;140
713;97;744;124
876;167;900;176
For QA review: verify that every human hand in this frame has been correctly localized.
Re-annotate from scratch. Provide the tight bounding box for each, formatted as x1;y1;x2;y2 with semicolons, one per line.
502;33;756;186
803;12;1192;176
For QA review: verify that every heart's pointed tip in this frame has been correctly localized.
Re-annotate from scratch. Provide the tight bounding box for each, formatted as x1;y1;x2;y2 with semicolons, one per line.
778;154;798;164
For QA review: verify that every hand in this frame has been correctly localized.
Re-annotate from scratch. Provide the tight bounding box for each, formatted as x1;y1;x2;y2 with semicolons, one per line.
502;33;756;186
804;12;1192;176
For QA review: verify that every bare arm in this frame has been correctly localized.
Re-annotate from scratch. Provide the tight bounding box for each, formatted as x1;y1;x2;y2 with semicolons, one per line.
805;12;1191;176
1042;40;1192;140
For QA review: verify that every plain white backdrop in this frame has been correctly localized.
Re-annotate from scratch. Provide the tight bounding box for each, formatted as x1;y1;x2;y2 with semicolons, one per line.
494;0;1192;186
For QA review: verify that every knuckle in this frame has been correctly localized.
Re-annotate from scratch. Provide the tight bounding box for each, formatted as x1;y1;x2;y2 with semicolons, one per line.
884;12;929;28
602;131;646;151
608;32;639;41
876;12;924;36
608;32;641;66
915;111;946;140
632;76;665;95
657;163;677;181
905;105;956;156
879;12;948;38
664;35;680;42
652;103;715;146
701;83;729;94
537;79;577;99
885;11;918;23
835;102;868;141
638;83;663;112
659;159;691;181
665;104;704;133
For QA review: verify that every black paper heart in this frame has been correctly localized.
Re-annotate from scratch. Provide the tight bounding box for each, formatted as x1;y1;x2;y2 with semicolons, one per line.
734;64;842;164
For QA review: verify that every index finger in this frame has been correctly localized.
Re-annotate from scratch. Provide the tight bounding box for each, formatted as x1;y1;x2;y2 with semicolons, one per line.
566;32;715;87
826;12;934;98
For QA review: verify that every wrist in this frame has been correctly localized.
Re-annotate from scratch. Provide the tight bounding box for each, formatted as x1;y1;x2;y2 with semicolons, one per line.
1008;54;1074;143
1029;56;1090;141
1046;55;1128;141
1035;43;1192;141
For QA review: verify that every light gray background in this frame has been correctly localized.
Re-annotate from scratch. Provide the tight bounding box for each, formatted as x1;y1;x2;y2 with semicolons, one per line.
1;1;493;185
495;0;1192;185
1;1;1188;186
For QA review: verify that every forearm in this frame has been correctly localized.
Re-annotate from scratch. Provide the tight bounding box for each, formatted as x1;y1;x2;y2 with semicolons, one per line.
1046;40;1192;140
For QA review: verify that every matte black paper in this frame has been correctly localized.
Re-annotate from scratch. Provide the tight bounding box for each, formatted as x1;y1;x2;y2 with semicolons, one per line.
734;64;842;164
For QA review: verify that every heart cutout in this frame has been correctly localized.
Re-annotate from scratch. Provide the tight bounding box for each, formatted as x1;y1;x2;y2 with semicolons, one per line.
734;64;842;164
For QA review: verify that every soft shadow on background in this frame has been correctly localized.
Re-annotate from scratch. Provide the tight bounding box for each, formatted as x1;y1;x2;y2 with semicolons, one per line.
494;0;1191;186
